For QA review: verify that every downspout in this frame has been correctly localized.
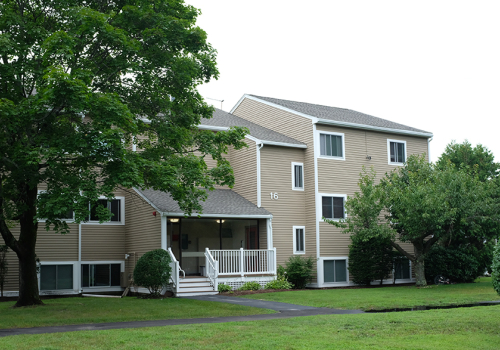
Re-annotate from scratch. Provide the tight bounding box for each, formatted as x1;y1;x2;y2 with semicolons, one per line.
78;223;82;293
256;142;264;208
161;213;167;250
312;120;321;285
427;137;433;163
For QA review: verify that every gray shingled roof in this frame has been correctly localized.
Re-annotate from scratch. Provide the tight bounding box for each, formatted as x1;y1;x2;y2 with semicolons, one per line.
135;188;271;216
249;95;431;135
200;108;304;146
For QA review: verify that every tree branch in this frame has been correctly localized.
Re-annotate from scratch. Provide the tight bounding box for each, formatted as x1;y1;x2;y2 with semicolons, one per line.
390;240;414;261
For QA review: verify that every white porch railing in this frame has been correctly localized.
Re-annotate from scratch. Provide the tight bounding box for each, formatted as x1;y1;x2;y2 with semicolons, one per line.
167;248;185;294
209;248;277;276
204;248;219;291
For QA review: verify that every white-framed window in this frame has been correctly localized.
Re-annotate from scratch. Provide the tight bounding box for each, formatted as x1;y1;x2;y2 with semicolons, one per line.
84;196;125;225
40;264;74;291
293;226;305;254
291;162;304;191
321;195;346;221
387;139;406;165
319;131;345;160
81;263;122;287
323;258;348;283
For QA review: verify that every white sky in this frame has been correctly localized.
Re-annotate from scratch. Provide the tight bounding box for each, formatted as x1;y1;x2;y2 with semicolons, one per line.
186;0;500;162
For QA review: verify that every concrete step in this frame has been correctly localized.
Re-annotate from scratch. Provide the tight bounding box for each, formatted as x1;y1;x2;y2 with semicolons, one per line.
180;277;211;283
178;286;215;292
178;282;213;288
177;291;219;297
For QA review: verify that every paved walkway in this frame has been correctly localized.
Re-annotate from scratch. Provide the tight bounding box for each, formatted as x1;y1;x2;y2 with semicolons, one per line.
0;295;363;338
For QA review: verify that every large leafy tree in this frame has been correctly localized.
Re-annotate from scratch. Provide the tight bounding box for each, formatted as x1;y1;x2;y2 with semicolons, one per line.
436;141;500;276
0;0;247;307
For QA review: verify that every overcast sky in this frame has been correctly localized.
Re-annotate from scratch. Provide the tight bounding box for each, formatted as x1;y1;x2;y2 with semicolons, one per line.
186;1;499;162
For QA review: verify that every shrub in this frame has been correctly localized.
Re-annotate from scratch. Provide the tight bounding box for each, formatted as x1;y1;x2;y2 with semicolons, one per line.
277;265;287;279
285;256;314;289
264;277;293;290
424;245;480;283
238;281;261;291
133;249;172;297
348;236;394;286
492;243;500;296
218;283;233;293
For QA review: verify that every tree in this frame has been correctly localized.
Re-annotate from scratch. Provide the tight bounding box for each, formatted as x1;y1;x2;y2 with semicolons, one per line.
0;0;247;307
380;155;499;286
436;141;500;276
437;140;499;181
492;243;500;296
325;168;395;286
0;245;8;298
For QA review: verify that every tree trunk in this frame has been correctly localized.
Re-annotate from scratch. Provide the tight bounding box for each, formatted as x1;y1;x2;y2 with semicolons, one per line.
14;185;44;307
413;253;427;287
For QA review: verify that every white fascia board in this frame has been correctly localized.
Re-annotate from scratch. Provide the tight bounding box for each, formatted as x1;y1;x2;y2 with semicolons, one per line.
163;213;273;219
231;94;316;122
198;125;229;131
246;134;306;149
316;119;433;138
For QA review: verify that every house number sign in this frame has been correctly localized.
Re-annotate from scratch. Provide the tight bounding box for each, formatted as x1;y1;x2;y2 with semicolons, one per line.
270;192;279;200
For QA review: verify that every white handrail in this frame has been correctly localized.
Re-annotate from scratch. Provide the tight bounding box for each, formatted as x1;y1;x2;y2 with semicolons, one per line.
167;247;185;279
204;248;218;291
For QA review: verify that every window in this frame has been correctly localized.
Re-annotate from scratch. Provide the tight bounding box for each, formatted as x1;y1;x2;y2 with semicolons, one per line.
320;133;344;158
323;259;347;282
89;199;121;222
40;265;73;290
394;258;411;279
81;264;121;287
292;162;304;190
322;196;345;219
293;226;305;254
388;140;406;165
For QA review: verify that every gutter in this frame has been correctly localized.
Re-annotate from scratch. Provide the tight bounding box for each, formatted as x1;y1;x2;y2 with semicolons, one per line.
316;119;433;138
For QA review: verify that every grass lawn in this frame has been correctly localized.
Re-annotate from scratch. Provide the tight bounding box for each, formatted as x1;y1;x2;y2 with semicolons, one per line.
2;305;499;349
241;277;499;310
0;296;274;329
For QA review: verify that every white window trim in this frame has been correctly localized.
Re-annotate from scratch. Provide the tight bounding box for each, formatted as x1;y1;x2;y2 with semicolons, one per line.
292;225;306;254
318;257;349;285
38;261;79;292
82;196;126;225
317;130;346;161
317;193;347;222
291;162;304;191
387;139;407;166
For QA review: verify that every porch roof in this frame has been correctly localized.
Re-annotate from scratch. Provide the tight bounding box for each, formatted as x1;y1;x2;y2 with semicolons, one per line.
135;188;272;217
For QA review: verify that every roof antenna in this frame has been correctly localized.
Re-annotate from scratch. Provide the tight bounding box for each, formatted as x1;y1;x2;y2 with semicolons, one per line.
206;97;224;110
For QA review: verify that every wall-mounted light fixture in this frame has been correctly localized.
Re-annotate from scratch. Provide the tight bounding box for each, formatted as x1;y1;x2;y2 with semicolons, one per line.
170;218;179;223
366;156;372;160
216;219;225;223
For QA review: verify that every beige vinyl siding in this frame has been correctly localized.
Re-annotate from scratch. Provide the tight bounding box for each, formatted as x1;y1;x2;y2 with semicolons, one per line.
259;219;267;250
259;146;307;266
2;230;19;292
317;124;429;257
124;192;161;281
229;140;257;204
233;98;317;266
36;224;79;261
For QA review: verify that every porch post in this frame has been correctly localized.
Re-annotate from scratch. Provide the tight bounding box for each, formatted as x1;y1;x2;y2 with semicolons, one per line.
161;214;167;250
266;218;273;249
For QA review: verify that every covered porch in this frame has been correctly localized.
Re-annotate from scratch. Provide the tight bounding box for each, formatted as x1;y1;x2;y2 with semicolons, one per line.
135;188;276;295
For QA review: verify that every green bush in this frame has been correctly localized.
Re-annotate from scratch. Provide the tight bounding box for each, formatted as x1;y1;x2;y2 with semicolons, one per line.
285;256;314;289
492;243;500;296
133;249;172;297
277;265;287;279
348;236;394;286
425;245;480;283
218;283;233;293
264;277;293;290
238;281;261;291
